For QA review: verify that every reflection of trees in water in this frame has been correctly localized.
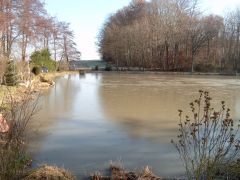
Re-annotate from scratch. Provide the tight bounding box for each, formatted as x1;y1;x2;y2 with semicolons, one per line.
99;74;240;141
43;75;81;116
28;73;102;155
28;74;82;154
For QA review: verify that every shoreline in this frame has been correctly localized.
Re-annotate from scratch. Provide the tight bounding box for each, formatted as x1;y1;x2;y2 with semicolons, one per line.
90;70;240;77
2;70;237;179
0;71;77;104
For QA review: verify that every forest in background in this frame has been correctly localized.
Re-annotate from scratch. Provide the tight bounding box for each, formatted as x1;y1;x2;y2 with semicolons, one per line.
98;0;240;73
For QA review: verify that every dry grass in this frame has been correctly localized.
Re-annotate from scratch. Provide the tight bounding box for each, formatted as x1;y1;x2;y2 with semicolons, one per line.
91;163;161;180
0;87;39;180
39;71;78;80
0;71;77;180
24;165;76;180
0;85;17;102
0;71;77;102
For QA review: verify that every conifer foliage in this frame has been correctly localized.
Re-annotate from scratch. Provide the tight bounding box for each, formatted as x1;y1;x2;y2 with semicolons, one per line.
4;60;18;86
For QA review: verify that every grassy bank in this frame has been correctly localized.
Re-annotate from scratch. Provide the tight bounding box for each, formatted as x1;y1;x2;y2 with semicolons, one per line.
0;71;78;180
0;86;17;102
36;71;78;80
0;71;77;103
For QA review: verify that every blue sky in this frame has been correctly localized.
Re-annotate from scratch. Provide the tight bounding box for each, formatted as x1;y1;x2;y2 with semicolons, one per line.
45;0;240;60
45;0;131;60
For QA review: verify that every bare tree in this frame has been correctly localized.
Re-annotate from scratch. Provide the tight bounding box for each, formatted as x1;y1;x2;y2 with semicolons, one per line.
0;0;81;64
58;22;81;62
98;0;240;73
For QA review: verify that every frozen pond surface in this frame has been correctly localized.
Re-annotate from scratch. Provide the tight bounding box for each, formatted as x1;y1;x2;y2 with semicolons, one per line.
28;73;240;178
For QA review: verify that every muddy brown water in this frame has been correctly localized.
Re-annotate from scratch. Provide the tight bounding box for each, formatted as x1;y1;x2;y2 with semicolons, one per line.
28;73;240;178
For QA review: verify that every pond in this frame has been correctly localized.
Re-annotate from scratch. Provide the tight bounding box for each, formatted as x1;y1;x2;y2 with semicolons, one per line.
28;73;240;178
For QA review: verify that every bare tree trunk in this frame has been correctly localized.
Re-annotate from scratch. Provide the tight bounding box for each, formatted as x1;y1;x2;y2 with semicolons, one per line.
165;41;169;71
235;23;240;74
191;51;194;73
53;37;57;61
21;34;28;61
174;43;179;71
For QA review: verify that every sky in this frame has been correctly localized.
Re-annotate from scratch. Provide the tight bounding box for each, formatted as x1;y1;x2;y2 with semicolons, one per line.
45;0;240;60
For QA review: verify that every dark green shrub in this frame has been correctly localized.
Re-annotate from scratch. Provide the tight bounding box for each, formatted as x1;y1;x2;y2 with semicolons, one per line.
32;66;41;75
105;64;112;71
4;60;18;86
30;49;56;72
94;65;99;71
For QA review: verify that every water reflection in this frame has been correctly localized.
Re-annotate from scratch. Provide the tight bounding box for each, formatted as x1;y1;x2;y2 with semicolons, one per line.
99;74;240;141
28;73;240;178
29;75;81;132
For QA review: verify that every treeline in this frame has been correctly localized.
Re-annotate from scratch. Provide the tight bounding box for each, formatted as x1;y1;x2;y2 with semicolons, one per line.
0;0;80;62
98;0;240;73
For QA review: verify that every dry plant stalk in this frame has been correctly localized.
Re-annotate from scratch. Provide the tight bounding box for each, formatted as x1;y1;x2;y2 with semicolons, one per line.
172;90;240;179
91;162;160;180
0;86;39;180
25;165;76;180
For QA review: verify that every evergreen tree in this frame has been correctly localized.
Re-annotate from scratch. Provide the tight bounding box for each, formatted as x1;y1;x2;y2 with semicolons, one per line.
30;49;57;72
4;60;19;86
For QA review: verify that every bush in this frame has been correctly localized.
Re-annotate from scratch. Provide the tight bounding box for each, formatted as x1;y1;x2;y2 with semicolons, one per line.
0;89;39;179
32;66;41;75
105;64;112;71
57;60;69;71
172;90;240;179
195;63;216;72
215;161;240;179
30;49;56;72
94;65;99;71
0;59;7;84
4;60;19;86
